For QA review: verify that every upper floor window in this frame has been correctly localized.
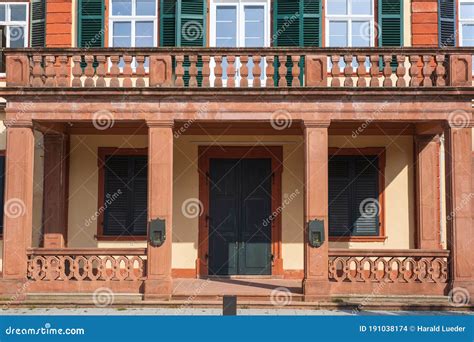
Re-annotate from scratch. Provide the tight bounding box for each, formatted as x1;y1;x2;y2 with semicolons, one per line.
326;0;374;47
109;0;157;47
459;0;474;47
0;3;28;48
210;0;269;48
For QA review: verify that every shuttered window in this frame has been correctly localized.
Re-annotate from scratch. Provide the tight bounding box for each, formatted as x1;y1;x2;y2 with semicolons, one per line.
159;0;206;46
78;0;104;48
328;155;381;237
378;0;403;47
103;155;147;236
439;0;456;47
31;0;45;47
273;0;321;47
0;155;5;236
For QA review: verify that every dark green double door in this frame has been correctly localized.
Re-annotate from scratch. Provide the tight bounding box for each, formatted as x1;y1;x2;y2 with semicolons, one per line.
208;158;272;276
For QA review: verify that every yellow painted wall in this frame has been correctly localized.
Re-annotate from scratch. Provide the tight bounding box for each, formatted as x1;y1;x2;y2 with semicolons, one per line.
63;134;417;271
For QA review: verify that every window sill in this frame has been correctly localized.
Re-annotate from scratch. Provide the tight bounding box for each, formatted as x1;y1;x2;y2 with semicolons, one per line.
95;235;147;242
329;236;387;243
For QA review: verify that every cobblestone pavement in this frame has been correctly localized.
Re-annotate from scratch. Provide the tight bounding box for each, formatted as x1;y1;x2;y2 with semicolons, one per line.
0;308;472;316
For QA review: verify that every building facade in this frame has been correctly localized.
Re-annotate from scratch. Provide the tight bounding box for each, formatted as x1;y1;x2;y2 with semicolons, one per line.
0;0;472;304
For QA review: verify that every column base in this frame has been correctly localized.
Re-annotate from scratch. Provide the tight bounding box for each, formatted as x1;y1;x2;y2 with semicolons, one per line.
449;281;474;305
303;278;331;301
143;277;173;300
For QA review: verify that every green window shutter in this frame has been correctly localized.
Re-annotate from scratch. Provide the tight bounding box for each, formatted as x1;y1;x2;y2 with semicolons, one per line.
378;0;403;47
160;0;206;47
273;0;321;47
103;155;148;236
177;0;206;47
0;156;5;236
439;0;456;47
160;0;177;46
31;0;46;47
329;155;380;237
77;0;104;48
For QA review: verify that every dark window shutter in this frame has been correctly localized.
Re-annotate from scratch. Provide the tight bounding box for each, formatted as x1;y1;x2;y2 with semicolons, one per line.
329;155;380;237
160;0;177;46
273;0;321;47
160;0;206;47
31;0;46;47
77;0;104;48
439;0;456;47
378;0;403;47
0;156;5;236
178;0;206;47
103;155;147;236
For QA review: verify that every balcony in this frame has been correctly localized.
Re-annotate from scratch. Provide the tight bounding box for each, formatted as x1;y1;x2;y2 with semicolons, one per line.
3;47;473;91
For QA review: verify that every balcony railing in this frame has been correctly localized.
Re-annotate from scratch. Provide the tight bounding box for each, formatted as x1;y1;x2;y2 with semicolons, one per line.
3;47;473;89
27;248;147;282
328;249;449;284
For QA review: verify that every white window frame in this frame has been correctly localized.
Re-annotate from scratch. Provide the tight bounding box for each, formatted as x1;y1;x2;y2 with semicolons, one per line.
210;0;270;86
108;0;158;48
210;0;270;48
0;2;29;47
325;0;375;47
0;3;29;76
459;0;474;47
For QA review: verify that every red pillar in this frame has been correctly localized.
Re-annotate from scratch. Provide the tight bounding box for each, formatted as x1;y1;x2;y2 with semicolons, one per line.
415;133;442;249
144;120;174;299
445;125;473;303
42;133;69;248
2;122;35;281
302;120;330;299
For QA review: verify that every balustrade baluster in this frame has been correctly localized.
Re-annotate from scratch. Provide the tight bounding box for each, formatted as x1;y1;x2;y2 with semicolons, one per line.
95;55;106;87
356;55;366;87
331;55;341;87
201;55;211;87
214;56;223;87
71;55;82;87
189;54;198;87
123;55;133;87
435;55;446;86
291;55;301;87
44;55;57;87
369;55;379;87
396;55;406;87
135;55;146;87
253;55;262;88
266;56;275;88
409;55;420;87
84;55;95;87
422;55;433;87
240;55;249;87
32;55;44;87
227;55;236;88
57;56;69;87
343;55;353;87
278;55;288;87
383;55;393;87
109;55;120;87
